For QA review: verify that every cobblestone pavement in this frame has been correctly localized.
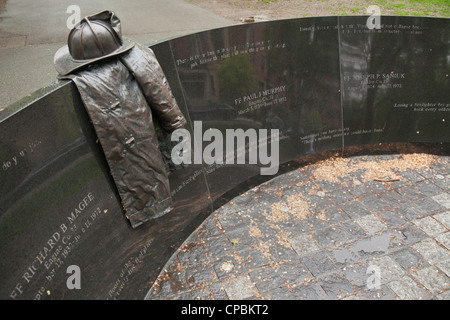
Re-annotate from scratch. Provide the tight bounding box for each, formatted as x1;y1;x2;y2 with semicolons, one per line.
146;152;450;300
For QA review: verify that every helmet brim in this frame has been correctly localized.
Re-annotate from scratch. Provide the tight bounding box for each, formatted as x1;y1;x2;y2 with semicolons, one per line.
54;37;135;76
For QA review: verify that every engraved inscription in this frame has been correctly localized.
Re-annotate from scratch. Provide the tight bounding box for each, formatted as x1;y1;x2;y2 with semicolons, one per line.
176;40;287;69
339;22;425;35
344;72;407;91
8;191;108;300
394;102;450;112
234;85;288;115
2;139;42;172
107;238;153;299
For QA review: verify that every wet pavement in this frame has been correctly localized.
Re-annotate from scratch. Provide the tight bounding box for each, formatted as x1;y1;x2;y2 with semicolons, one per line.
146;151;450;300
0;0;232;110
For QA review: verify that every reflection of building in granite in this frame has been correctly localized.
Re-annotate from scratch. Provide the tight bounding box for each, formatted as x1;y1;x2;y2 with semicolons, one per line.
171;19;342;155
171;24;278;123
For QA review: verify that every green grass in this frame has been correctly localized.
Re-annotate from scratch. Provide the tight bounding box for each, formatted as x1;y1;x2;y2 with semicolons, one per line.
408;0;449;5
251;0;448;17
392;10;411;15
327;0;450;17
386;3;407;9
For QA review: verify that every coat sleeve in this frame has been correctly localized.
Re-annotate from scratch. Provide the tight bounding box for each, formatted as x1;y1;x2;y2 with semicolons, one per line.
119;44;187;133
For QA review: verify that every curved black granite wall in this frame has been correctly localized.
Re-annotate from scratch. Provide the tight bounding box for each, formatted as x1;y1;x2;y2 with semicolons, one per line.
0;16;448;299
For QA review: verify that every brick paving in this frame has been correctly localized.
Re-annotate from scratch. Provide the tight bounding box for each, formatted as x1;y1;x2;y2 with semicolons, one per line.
146;153;450;300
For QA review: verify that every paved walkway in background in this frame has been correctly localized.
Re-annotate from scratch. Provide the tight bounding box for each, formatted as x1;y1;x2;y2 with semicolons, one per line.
146;153;450;300
0;0;232;110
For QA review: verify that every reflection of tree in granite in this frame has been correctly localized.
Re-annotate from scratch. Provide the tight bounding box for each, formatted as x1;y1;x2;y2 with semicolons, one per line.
265;19;341;138
342;18;450;142
364;29;410;134
409;20;450;140
304;108;323;133
217;54;257;106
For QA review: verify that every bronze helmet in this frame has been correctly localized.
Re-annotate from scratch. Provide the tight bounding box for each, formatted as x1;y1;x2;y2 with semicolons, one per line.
54;10;135;76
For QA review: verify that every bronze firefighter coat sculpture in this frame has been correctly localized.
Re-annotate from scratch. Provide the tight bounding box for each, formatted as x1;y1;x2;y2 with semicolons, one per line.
54;11;187;228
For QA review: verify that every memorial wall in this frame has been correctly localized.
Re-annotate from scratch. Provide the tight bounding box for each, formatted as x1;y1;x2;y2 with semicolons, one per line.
0;16;448;299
